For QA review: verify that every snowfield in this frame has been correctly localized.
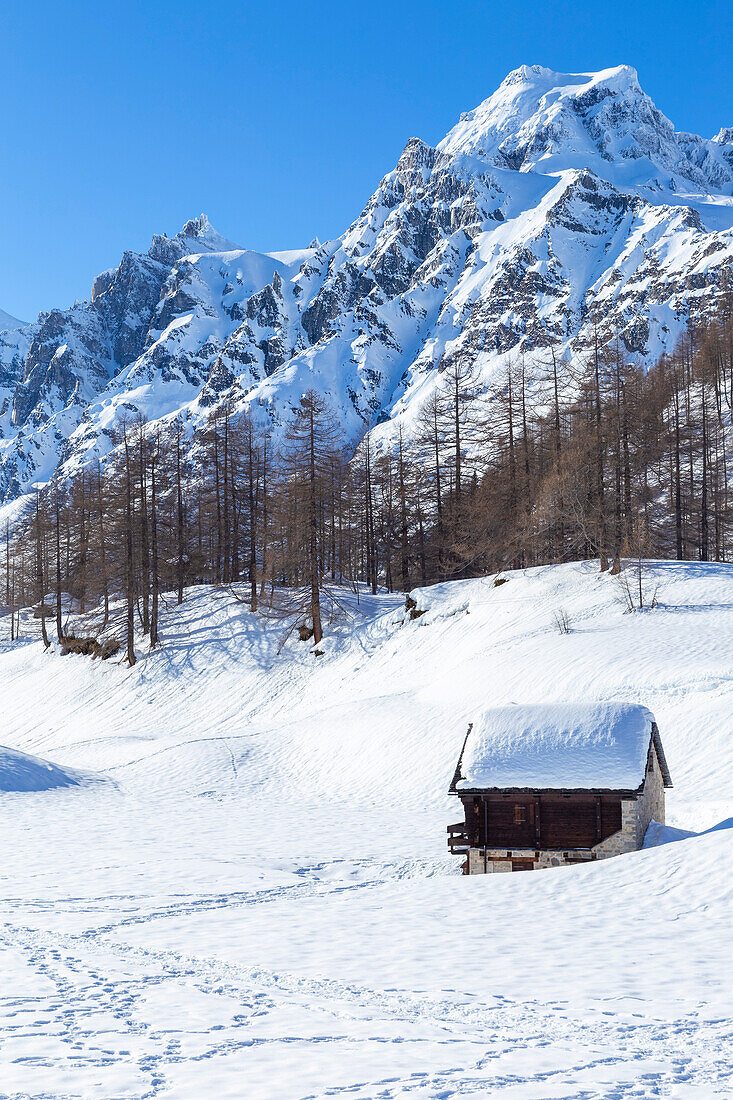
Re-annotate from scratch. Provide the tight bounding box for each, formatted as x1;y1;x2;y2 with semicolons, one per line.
0;560;731;1098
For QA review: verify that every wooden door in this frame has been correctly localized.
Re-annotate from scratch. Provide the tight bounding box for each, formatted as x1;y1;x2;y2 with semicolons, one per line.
483;798;535;847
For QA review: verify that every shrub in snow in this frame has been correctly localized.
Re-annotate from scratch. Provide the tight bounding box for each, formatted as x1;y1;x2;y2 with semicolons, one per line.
60;635;120;660
553;608;572;634
616;563;659;613
404;595;427;620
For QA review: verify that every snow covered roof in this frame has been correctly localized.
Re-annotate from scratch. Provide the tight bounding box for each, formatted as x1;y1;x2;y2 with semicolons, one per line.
451;703;672;793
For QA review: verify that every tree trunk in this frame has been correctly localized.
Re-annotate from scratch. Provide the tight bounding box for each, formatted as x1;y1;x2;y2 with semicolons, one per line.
700;374;709;562
137;430;150;634
176;427;185;604
308;405;323;644
124;432;136;666
248;420;258;611
594;332;609;570
35;494;49;648
55;496;64;645
150;443;159;648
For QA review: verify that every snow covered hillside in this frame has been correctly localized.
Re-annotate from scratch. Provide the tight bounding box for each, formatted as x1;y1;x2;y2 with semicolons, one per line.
0;308;26;333
2;65;733;505
0;560;731;1097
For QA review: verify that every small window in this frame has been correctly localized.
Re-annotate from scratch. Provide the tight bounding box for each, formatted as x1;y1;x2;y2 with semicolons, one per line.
514;804;527;825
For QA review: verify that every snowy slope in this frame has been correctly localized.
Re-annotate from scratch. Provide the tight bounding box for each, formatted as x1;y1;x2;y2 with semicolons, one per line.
0;744;89;791
0;560;731;1096
1;66;733;503
0;308;26;332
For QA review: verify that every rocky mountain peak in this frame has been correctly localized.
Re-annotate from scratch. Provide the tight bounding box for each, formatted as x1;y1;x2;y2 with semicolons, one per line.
438;66;732;195
177;213;240;252
499;63;639;92
180;213;213;237
147;215;241;266
395;136;437;172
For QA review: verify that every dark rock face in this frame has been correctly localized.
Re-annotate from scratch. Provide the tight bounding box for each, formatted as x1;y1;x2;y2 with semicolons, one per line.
8;219;227;434
302;289;344;344
247;283;284;329
95;251;170;366
12;306;110;427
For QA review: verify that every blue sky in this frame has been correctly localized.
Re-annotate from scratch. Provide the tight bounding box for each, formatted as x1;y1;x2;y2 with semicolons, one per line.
2;0;731;321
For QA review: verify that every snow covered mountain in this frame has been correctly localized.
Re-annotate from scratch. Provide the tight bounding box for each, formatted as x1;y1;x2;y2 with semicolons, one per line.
3;64;733;504
0;307;25;332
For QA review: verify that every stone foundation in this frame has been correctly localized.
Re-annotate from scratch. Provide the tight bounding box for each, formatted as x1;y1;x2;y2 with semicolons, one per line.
467;847;594;873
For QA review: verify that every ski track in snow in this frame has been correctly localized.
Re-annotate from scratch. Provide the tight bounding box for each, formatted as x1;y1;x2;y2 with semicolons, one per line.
0;561;732;1098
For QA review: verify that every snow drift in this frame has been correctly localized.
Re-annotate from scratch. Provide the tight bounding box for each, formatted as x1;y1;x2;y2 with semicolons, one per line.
0;743;86;792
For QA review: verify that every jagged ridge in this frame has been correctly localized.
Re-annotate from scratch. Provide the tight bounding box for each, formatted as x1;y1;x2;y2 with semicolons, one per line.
1;66;732;506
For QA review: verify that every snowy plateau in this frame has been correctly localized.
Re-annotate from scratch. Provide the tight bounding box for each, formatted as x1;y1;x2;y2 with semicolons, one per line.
2;64;733;506
0;560;732;1097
